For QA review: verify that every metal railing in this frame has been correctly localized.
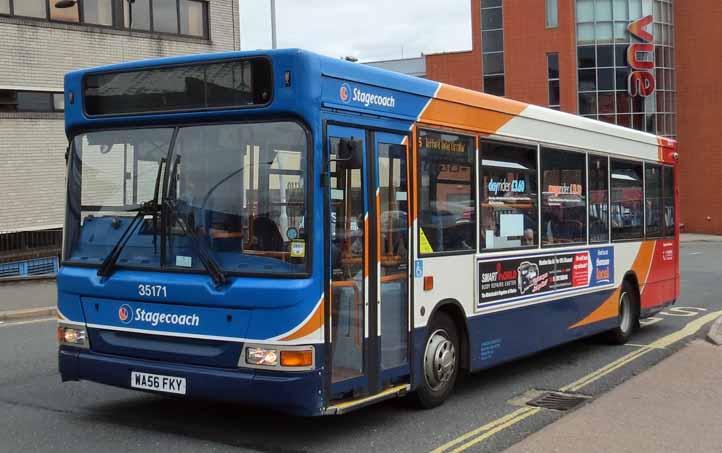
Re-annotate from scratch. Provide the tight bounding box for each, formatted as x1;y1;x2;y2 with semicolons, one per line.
0;229;63;264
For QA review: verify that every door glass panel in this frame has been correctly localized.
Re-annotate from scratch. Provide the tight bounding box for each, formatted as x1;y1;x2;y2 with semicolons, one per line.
378;141;409;371
329;137;365;384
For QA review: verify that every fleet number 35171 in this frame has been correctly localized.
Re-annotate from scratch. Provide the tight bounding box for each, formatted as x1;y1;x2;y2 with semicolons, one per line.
138;284;167;298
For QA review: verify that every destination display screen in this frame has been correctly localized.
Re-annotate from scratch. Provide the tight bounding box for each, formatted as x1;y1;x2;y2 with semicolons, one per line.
84;58;272;116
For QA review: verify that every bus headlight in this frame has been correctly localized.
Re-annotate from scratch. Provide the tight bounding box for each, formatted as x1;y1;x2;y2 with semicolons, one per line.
57;324;89;349
246;347;279;366
241;344;315;371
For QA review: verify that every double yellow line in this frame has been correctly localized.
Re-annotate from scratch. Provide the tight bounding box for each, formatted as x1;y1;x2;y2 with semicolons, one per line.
431;310;722;453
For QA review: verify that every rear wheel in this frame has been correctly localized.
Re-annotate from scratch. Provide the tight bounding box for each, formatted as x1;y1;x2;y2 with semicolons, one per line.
604;280;638;345
414;312;459;409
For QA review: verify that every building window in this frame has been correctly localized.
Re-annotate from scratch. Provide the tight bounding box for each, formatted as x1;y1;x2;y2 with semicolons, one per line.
589;155;610;243
83;0;113;26
180;0;206;37
575;0;676;138
546;0;558;28
417;129;476;254
481;0;505;96
0;89;64;113
50;0;79;22
541;148;586;246
548;53;560;109
611;159;644;240
152;0;178;33
13;0;46;18
480;140;538;250
0;0;209;39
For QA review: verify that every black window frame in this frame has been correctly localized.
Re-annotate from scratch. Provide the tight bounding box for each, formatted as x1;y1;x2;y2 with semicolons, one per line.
610;158;645;242
644;162;664;239
479;138;539;252
588;154;610;244
662;165;676;239
82;56;273;117
0;0;209;40
416;128;478;257
540;147;588;247
0;89;65;113
547;53;560;110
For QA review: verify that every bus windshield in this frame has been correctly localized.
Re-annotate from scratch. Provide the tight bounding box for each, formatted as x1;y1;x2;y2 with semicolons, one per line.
65;121;309;276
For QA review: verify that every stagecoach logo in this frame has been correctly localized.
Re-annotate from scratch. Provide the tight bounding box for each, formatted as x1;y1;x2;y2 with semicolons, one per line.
119;304;133;325
116;304;201;328
340;83;351;104
339;83;397;109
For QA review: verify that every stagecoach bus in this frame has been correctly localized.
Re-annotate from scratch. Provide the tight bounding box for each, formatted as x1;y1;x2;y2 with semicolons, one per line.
57;49;679;415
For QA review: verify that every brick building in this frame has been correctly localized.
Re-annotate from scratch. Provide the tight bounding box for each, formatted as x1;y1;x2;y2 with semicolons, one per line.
369;0;722;235
0;0;239;271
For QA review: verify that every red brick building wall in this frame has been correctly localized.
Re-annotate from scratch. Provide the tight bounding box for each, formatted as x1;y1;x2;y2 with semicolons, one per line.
504;0;576;112
425;0;482;91
421;0;721;234
675;2;722;234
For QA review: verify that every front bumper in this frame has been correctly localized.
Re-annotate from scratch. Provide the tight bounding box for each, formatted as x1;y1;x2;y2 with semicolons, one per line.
59;347;324;416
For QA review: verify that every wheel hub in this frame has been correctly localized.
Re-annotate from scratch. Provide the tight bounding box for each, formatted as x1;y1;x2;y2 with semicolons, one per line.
424;330;456;391
619;291;632;333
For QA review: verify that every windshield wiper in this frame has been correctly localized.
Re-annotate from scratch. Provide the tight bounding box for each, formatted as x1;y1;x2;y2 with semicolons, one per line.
165;200;228;288
97;159;166;279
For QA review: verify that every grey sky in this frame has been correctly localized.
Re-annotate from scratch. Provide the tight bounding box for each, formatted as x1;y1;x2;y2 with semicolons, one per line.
239;0;471;62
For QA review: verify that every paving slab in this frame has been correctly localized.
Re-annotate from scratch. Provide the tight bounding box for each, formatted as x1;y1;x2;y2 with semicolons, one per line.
505;340;722;453
680;233;722;243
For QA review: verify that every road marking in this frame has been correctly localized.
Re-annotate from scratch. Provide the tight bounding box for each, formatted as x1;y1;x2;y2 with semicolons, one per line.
0;317;56;328
430;310;722;453
660;307;708;317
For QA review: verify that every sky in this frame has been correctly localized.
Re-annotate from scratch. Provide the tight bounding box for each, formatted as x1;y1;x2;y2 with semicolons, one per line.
238;0;471;62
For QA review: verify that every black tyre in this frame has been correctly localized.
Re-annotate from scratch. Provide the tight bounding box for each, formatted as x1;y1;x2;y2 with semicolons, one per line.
604;280;639;345
413;312;459;409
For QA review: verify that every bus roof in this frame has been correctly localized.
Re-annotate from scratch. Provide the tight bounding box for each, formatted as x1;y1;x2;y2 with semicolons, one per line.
64;48;676;164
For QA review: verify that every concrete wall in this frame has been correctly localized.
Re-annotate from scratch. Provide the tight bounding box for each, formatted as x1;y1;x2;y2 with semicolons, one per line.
0;0;239;232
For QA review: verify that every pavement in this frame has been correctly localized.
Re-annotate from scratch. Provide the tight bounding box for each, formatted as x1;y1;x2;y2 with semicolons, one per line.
505;339;722;453
680;233;722;243
0;279;57;321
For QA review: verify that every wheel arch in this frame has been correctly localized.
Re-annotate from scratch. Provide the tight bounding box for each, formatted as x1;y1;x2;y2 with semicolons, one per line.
427;299;471;371
622;271;642;322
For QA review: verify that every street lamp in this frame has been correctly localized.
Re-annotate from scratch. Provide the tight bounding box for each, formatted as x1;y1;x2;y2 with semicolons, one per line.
270;0;277;49
54;0;77;7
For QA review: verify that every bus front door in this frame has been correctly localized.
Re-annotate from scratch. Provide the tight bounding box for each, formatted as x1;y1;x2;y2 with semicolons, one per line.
326;126;410;400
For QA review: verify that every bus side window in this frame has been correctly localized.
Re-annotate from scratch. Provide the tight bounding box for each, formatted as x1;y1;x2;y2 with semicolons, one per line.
611;159;644;240
663;166;675;237
541;148;587;246
479;140;538;250
589;155;610;243
645;164;663;238
417;130;476;254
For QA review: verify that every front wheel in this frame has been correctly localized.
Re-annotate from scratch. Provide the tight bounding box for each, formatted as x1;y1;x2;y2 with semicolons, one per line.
413;313;459;409
604;280;638;345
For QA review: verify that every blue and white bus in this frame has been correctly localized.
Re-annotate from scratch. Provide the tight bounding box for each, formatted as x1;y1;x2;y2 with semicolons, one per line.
58;49;679;415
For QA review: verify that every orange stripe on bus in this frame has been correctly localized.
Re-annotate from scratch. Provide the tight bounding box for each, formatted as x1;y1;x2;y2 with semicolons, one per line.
569;287;621;329
632;241;656;290
419;84;527;134
570;241;657;329
280;298;324;341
